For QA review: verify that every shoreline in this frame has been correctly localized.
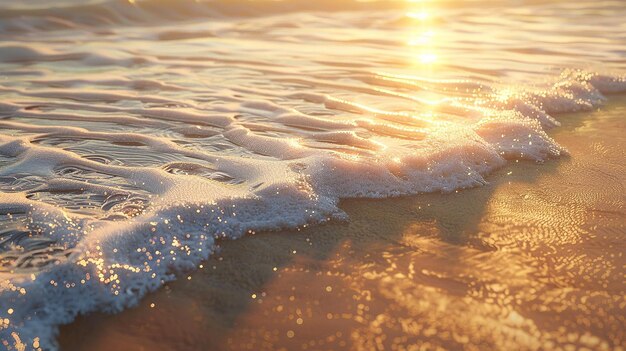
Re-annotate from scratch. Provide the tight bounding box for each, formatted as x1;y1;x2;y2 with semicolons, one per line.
59;98;625;350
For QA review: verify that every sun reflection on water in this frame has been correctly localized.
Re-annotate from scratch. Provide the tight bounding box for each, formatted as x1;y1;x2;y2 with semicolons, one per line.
406;0;439;68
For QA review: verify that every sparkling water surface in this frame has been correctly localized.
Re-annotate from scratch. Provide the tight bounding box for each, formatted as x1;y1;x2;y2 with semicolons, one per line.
0;0;624;349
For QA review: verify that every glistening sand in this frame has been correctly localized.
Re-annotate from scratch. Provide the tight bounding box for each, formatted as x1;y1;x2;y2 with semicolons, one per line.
59;98;625;350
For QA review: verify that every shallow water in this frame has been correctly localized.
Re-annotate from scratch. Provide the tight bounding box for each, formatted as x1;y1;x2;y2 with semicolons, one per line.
60;98;626;351
0;0;625;349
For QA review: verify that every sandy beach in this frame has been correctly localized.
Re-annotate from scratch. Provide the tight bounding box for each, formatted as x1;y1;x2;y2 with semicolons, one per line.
59;98;625;350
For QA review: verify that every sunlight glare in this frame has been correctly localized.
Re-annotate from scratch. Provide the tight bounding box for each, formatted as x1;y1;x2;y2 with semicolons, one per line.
408;30;434;46
406;11;429;21
419;52;437;64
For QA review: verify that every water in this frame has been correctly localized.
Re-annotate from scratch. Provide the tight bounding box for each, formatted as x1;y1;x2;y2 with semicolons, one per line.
0;0;624;349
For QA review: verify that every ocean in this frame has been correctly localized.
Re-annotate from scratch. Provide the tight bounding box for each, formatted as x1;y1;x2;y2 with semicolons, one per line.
0;0;624;349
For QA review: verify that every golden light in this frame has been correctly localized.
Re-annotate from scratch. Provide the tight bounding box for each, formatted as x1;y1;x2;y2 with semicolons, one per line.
405;0;440;68
419;52;438;64
406;11;429;21
408;30;435;46
287;138;302;148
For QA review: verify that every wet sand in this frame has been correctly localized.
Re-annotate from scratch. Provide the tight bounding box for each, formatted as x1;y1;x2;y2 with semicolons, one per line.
59;98;625;350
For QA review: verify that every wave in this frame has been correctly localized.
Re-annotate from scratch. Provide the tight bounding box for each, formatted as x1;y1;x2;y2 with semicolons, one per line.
0;69;624;349
0;0;625;349
0;0;405;34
